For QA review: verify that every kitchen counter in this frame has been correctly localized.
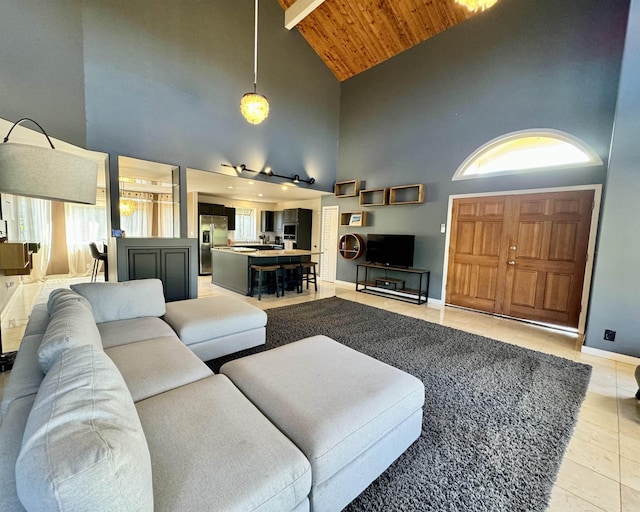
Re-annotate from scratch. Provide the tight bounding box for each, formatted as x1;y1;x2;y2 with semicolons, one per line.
211;247;318;295
214;247;313;257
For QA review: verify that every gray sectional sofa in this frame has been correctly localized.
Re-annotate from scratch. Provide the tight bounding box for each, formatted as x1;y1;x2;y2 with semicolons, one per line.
0;279;425;512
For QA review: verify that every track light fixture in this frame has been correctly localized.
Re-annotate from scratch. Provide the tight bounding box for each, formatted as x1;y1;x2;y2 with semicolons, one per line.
221;163;315;185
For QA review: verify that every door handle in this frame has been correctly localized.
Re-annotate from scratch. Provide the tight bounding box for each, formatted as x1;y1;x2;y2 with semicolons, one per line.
507;260;516;265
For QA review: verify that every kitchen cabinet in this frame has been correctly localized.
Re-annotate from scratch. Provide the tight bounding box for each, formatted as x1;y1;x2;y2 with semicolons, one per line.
224;207;236;230
198;202;225;216
261;211;274;232
283;209;298;223
274;210;284;232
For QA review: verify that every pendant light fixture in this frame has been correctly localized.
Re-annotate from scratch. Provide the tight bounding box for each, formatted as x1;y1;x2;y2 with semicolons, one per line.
455;0;498;12
240;0;269;125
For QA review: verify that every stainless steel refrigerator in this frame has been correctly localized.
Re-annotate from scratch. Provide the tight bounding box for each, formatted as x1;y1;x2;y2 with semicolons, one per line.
199;215;228;275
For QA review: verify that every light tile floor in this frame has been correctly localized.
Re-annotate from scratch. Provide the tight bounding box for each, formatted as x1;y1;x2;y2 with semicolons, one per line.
1;274;638;512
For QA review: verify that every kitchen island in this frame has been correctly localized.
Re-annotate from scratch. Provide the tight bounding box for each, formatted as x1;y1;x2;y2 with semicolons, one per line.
211;247;315;296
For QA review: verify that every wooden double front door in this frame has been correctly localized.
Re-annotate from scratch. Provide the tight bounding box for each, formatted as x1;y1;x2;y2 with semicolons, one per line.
446;190;594;329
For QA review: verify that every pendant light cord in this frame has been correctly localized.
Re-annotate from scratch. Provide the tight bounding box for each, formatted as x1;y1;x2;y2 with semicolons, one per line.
253;0;259;92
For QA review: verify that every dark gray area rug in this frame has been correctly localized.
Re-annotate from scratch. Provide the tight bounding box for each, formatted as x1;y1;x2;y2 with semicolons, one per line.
207;297;592;512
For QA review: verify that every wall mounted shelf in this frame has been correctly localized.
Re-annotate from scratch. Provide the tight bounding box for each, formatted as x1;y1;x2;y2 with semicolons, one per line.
389;184;425;205
338;233;365;260
334;180;361;198
359;188;389;206
340;211;368;227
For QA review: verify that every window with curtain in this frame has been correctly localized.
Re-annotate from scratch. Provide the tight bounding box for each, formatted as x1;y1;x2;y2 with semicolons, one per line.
120;191;154;237
235;208;256;240
64;188;108;276
156;193;175;237
15;196;52;281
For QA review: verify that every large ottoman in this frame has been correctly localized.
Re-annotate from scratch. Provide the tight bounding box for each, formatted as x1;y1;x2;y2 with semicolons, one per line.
220;335;425;512
163;296;267;361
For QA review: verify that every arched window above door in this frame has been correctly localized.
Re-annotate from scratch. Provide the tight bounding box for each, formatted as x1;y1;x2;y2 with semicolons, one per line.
452;129;603;181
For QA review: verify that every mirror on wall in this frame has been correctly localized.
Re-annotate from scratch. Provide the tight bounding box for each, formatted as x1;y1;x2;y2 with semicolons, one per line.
117;156;180;238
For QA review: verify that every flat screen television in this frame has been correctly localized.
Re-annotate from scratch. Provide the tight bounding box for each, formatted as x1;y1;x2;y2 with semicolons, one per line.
366;234;415;268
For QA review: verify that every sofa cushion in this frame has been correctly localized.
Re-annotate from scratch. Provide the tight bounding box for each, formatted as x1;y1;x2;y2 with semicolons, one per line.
23;304;50;337
0;395;34;512
16;344;153;512
163;296;267;345
105;336;213;402
0;334;44;417
46;288;93;315
71;279;166;323
136;374;311;512
38;300;103;373
98;316;178;349
220;335;426;486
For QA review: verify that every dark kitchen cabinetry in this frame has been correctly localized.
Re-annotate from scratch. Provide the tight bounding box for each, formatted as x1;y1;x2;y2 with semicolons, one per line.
198;202;225;216
261;211;274;232
284;208;312;250
224;207;236;230
199;202;235;230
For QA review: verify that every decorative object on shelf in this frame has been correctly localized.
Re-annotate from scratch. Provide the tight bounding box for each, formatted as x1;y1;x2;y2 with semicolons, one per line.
389;184;425;205
340;211;368;227
338;233;365;260
359;187;389;206
0;118;98;204
455;0;498;12
334;179;361;198
348;213;362;226
240;0;269;125
221;163;315;185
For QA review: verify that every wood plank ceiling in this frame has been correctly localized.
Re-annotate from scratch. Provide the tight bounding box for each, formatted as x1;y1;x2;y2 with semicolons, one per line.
276;0;477;81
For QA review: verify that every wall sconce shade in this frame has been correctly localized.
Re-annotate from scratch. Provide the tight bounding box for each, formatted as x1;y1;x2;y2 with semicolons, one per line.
0;119;98;204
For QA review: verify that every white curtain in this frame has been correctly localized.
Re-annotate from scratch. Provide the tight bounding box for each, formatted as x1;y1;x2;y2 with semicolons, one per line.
15;197;52;282
157;193;174;237
235;208;256;240
64;189;108;277
120;191;154;237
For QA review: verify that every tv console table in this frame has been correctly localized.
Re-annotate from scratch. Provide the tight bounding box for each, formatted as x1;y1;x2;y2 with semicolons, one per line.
356;263;430;305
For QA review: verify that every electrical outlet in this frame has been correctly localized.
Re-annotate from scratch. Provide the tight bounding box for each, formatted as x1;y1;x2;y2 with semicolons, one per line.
604;329;616;342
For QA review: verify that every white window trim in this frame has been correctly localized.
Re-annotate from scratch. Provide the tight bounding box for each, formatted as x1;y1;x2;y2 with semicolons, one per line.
452;129;603;181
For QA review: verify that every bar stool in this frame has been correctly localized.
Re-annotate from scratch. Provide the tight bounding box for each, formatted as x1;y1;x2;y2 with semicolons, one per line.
301;261;318;291
89;242;107;283
281;263;303;294
250;264;284;300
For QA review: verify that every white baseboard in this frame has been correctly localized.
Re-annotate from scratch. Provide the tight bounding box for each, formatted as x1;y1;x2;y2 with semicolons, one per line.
581;345;640;366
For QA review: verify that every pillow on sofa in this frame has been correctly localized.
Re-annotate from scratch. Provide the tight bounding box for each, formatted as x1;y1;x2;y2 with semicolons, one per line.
71;279;166;324
16;344;153;512
38;300;103;373
47;288;93;315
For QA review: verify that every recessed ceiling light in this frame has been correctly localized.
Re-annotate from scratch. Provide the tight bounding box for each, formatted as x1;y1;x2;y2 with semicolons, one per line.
227;186;234;189
258;193;263;197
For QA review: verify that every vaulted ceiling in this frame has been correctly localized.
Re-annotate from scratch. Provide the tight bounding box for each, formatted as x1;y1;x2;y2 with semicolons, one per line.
277;0;478;81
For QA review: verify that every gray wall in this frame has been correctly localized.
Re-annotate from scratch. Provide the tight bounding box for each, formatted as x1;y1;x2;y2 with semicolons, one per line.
0;0;86;146
82;0;339;192
329;0;628;300
585;0;640;356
